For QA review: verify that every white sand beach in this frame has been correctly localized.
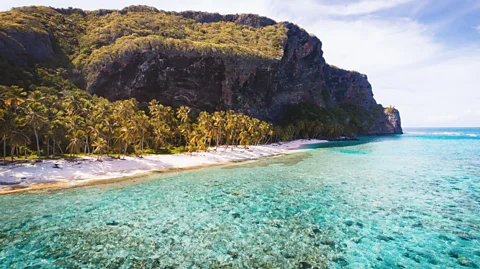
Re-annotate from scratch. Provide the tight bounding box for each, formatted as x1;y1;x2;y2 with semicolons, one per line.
0;139;327;193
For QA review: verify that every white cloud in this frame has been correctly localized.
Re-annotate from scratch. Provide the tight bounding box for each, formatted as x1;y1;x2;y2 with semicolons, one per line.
274;0;412;17
476;25;480;33
271;1;480;127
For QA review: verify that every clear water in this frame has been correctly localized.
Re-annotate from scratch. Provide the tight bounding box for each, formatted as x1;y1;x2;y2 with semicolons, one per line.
1;128;479;268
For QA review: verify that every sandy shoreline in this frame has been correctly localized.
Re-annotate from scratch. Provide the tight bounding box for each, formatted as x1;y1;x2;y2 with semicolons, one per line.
0;139;327;194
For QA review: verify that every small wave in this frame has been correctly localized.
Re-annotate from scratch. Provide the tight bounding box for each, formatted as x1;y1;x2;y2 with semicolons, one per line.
431;132;462;136
407;132;428;135
407;131;479;137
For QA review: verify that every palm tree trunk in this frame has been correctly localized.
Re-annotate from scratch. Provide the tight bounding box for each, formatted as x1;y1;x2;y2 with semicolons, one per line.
57;143;64;155
33;127;40;157
3;134;6;164
141;129;144;156
10;146;15;161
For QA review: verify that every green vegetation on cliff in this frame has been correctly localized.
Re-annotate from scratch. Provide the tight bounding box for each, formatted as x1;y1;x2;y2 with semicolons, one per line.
1;6;285;73
384;106;398;114
277;103;375;140
0;5;287;94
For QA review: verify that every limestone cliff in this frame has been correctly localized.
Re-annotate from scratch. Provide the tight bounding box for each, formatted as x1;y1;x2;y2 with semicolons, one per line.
0;6;402;135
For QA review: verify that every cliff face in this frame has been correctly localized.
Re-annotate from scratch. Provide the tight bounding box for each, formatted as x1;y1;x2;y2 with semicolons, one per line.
87;22;328;122
0;30;54;65
377;109;402;135
0;6;402;135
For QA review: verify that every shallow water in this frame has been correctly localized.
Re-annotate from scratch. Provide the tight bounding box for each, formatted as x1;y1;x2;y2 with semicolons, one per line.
1;128;479;268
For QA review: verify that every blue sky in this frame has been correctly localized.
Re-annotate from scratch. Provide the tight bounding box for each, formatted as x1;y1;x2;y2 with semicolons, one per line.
2;0;480;127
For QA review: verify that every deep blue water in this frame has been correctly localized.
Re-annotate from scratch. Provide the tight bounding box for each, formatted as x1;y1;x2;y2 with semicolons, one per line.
0;128;479;268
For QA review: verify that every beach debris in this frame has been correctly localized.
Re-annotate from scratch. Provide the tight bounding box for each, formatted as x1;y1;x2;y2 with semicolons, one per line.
0;180;22;185
53;164;61;169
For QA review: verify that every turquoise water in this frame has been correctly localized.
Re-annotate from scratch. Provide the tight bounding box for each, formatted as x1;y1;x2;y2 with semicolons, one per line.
1;128;479;268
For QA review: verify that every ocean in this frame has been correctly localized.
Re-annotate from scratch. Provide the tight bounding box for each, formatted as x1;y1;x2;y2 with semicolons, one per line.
0;128;479;268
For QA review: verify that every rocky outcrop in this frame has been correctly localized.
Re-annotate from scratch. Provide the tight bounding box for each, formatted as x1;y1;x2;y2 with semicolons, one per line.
177;11;277;28
378;109;402;134
87;22;329;122
0;7;402;135
0;30;54;66
323;65;375;111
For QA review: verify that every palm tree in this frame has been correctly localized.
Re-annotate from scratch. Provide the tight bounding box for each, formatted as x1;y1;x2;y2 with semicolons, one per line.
176;106;191;147
197;111;215;151
23;90;48;157
65;115;85;157
212;111;226;150
149;100;176;149
113;99;137;158
134;110;150;156
0;86;26;162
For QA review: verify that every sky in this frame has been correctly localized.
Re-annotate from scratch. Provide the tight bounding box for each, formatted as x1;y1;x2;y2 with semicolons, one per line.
2;0;480;127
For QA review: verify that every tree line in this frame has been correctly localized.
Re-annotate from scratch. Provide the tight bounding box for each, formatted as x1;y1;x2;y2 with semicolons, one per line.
0;85;358;162
0;86;277;162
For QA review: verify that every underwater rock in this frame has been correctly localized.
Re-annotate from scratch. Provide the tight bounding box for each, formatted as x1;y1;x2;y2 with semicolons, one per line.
320;240;336;248
376;235;395;241
298;261;313;268
450;252;479;268
106;221;120;226
457;233;476;241
227;250;238;259
411;222;423;228
403;252;421;263
332;256;348;267
459;256;478;268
